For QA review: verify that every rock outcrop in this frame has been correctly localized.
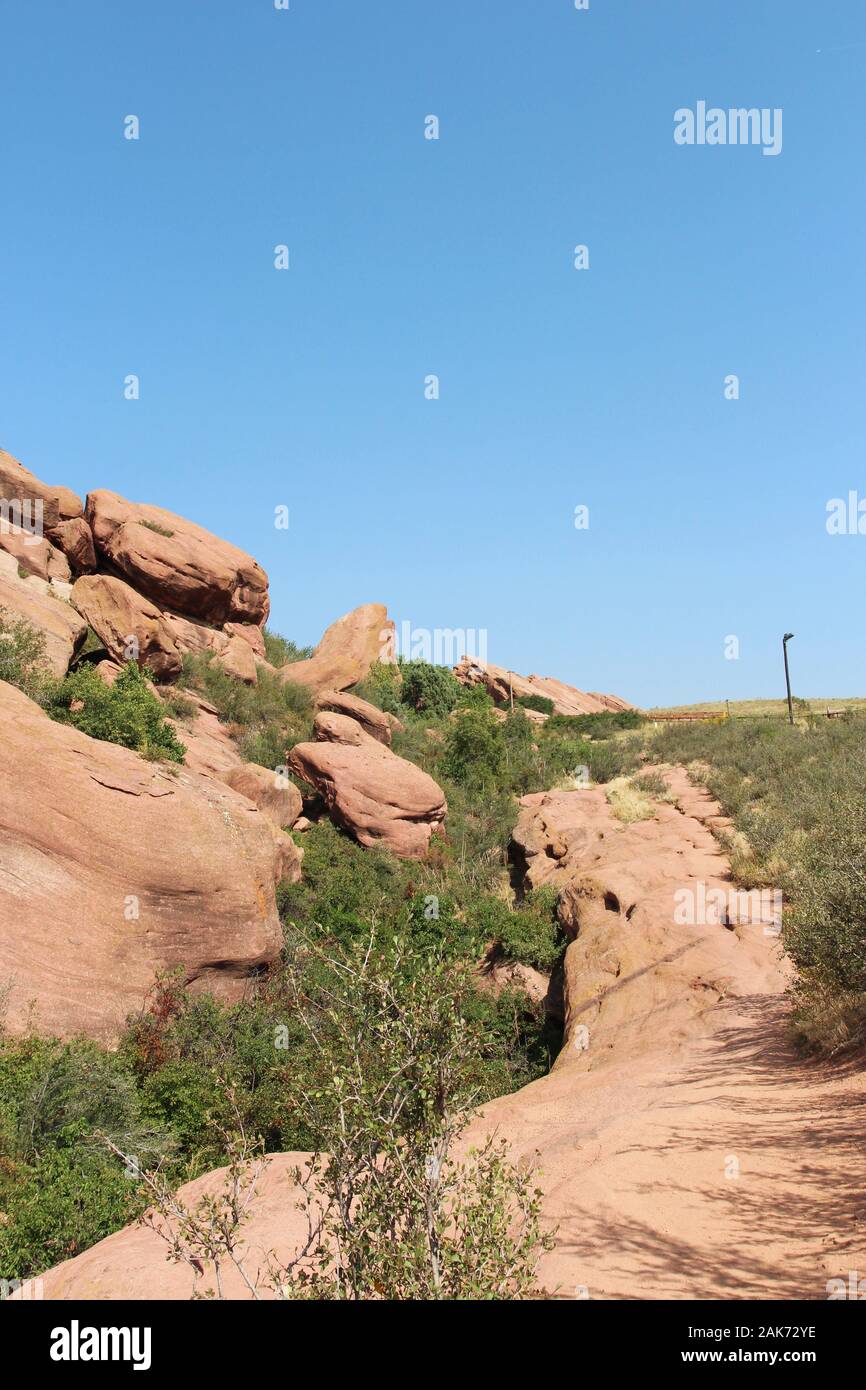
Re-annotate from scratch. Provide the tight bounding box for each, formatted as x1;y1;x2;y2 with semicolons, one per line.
288;711;446;858
0;680;293;1042
0;528;71;584
1;449;273;686
316;688;403;745
0;446;83;532
221;763;303;831
453;657;633;716
86;490;269;627
281;604;395;695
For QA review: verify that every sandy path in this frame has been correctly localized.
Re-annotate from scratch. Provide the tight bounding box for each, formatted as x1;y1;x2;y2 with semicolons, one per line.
477;768;866;1300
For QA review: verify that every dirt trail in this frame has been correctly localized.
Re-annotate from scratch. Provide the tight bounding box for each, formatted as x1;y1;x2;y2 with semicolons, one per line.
476;768;866;1299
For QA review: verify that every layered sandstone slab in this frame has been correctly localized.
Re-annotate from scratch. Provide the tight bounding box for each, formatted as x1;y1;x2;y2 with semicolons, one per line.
315;688;403;745
0;446;83;531
453;657;633;716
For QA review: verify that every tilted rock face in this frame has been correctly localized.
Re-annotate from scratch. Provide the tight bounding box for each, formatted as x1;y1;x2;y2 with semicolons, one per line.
316;688;403;746
86;489;269;626
0;446;83;532
0;680;289;1042
288;711;446;859
281;603;395;695
158;690;304;835
0;556;86;676
71;574;182;680
453;657;633;716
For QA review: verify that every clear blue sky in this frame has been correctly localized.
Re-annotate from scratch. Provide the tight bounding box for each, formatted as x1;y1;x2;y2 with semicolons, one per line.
1;1;864;706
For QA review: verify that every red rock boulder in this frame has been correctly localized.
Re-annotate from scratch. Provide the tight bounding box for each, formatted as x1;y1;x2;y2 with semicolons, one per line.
86;489;269;626
288;711;446;859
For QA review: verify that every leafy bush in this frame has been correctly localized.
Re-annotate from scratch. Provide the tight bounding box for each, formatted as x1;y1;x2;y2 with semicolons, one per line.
398;660;462;717
516;694;554;715
471;888;563;972
270;932;555;1299
547;709;645;739
351;660;403;715
441;706;507;790
46;662;186;762
0;605;51;702
0;1036;164;1279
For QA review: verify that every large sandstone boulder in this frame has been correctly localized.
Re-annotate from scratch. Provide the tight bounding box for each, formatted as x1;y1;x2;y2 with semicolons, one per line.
316;688;403;746
86;490;269;626
0;446;83;532
288;711;446;859
0;680;293;1042
281;604;395;695
0;558;86;676
453;657;633;716
71;574;182;680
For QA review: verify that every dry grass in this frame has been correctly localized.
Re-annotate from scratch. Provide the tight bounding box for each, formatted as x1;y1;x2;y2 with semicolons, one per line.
604;776;656;824
648;697;866;719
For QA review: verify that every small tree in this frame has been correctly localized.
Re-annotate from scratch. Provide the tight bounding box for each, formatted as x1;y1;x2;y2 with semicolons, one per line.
273;931;554;1299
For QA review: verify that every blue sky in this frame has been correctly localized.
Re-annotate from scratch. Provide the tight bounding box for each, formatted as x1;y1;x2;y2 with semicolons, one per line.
1;1;864;706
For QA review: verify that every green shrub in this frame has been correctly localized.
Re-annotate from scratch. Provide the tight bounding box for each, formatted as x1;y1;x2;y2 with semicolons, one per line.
46;662;186;762
516;694;554;715
547;710;645;739
0;606;51;702
470;889;563;972
398;660;462;717
179;652;309;724
351;660;403;715
441;705;507;790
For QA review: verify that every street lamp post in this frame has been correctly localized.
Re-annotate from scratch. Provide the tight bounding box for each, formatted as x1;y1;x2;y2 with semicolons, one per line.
783;633;795;725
